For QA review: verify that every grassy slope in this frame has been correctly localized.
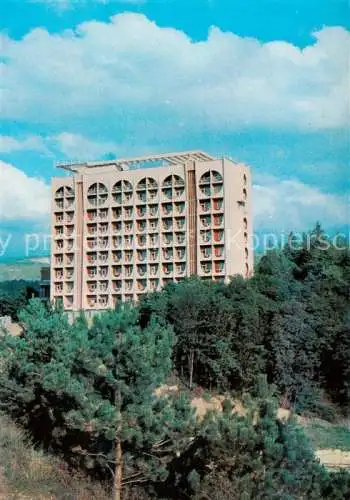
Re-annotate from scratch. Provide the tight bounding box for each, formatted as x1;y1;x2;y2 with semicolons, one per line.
0;413;109;500
304;421;350;451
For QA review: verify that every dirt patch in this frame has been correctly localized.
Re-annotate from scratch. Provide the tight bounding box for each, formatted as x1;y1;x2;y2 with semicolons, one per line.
316;449;350;470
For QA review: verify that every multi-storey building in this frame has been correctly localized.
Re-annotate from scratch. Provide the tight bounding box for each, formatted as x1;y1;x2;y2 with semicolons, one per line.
51;151;253;311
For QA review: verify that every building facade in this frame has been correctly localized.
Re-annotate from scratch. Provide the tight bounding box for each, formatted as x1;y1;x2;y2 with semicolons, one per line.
51;151;253;311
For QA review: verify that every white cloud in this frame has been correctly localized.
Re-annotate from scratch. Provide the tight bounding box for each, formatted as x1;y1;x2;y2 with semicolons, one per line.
51;132;119;160
0;133;119;161
0;135;48;153
0;161;50;220
253;175;349;231
0;14;348;131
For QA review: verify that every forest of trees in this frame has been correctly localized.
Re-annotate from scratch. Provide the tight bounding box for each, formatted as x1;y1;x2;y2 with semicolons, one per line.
0;225;349;499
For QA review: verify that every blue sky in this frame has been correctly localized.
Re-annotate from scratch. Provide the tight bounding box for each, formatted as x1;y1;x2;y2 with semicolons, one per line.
0;0;349;259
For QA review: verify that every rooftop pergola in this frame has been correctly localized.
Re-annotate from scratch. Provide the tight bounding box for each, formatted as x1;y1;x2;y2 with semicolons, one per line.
56;150;216;173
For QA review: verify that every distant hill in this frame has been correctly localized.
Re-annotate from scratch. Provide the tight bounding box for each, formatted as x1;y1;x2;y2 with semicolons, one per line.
0;257;49;282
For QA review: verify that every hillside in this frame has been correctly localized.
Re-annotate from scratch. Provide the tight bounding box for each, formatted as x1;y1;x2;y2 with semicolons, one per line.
0;258;49;282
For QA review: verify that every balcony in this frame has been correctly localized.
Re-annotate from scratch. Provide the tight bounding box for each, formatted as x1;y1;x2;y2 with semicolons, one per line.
176;248;185;260
137;250;147;262
175;233;185;244
162;219;173;231
137;221;146;233
213;198;223;211
214;246;224;258
87;253;97;264
99;252;108;264
149;264;158;276
213;215;224;227
124;207;133;218
201;230;211;243
213;230;224;243
87;210;97;221
113;208;122;219
200;201;210;213
149;235;158;246
99;281;108;292
137;265;147;277
66;269;74;280
87;224;97;235
66;283;74;294
125;280;133;292
163;187;172;199
55;269;63;280
124;266;133;278
149;251;159;262
87;296;97;308
124;236;133;248
113;266;122;278
201;262;212;275
55;256;63;266
149;221;158;232
136;206;146;217
175;263;186;275
55;284;63;294
162;203;172;216
99;267;108;278
163;249;173;261
136;280;147;292
113;236;122;248
149;279;159;291
112;251;122;263
66;212;74;223
148;189;157;201
55;187;64;199
66;225;74;237
99;209;108;220
67;240;75;251
149;205;158;217
87;268;97;279
174;202;185;214
214;260;225;274
124;250;133;263
163;263;173;275
55;227;64;237
112;222;122;234
163;234;173;246
137;236;147;247
175;218;185;230
56;213;64;223
99;296;108;307
123;222;132;234
99;223;108;234
201;247;212;259
113;281;122;292
56;240;64;251
87;238;97;250
87;282;97;293
201;216;211;228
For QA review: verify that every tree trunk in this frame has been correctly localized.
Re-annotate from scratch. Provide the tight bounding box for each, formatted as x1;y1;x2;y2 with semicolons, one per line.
114;434;123;500
189;350;194;390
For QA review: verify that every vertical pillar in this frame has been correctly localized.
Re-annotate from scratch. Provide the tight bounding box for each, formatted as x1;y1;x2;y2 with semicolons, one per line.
187;163;197;276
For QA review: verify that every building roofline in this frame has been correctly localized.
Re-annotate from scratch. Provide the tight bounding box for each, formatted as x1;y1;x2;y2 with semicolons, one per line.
55;150;216;172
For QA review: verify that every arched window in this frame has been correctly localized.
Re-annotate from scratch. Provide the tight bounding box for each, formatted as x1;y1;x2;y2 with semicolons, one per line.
87;183;108;207
199;170;223;196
